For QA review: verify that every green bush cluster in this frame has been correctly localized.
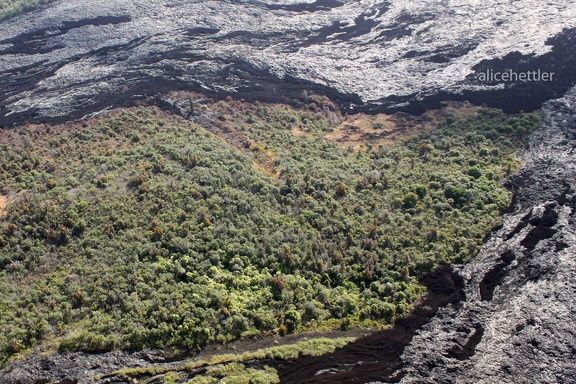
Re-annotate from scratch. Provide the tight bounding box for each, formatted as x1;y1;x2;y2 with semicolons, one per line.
118;336;353;383
0;104;541;367
0;0;56;21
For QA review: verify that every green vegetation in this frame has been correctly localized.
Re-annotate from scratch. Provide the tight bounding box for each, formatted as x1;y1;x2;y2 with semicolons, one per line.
0;101;541;367
186;363;279;384
0;0;56;21
113;337;353;383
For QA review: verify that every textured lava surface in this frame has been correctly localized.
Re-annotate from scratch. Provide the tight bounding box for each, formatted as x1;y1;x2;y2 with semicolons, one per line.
1;0;576;126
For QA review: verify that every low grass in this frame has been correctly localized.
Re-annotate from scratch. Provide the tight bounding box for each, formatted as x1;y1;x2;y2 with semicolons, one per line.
112;337;354;383
187;363;279;384
0;0;57;22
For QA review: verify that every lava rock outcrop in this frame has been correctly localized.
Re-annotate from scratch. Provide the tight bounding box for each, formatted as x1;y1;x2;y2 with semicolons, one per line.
1;0;576;127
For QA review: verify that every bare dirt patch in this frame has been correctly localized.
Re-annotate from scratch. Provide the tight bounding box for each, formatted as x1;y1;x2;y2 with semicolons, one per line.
0;195;7;217
252;151;280;178
326;113;397;150
326;102;481;151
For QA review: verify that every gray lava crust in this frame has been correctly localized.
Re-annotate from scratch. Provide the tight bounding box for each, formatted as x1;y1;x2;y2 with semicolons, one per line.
1;0;576;127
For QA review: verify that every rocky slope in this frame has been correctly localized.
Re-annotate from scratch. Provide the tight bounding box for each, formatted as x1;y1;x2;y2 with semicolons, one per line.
0;349;175;384
275;86;576;384
1;0;576;127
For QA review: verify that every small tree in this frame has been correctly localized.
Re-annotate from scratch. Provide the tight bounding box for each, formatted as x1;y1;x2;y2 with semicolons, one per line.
284;309;301;333
335;182;347;197
403;192;418;208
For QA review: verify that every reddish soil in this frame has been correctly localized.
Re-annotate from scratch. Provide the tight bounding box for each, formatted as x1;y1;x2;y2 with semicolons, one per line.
0;195;7;217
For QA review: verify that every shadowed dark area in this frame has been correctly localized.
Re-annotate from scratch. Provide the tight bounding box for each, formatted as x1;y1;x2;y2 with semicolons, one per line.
265;0;345;12
445;326;484;361
0;15;131;55
479;203;560;302
368;27;576;115
520;204;559;251
479;250;516;301
460;27;576;113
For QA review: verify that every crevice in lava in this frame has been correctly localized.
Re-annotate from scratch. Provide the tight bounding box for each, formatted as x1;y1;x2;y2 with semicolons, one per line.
520;205;559;251
479;250;516;301
445;326;485;361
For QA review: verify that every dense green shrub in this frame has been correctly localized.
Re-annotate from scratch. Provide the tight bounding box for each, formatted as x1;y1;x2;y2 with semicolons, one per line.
0;104;541;366
0;0;56;21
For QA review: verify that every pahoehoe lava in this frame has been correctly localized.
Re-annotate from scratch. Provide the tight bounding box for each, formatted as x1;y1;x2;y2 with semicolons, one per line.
1;0;576;127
